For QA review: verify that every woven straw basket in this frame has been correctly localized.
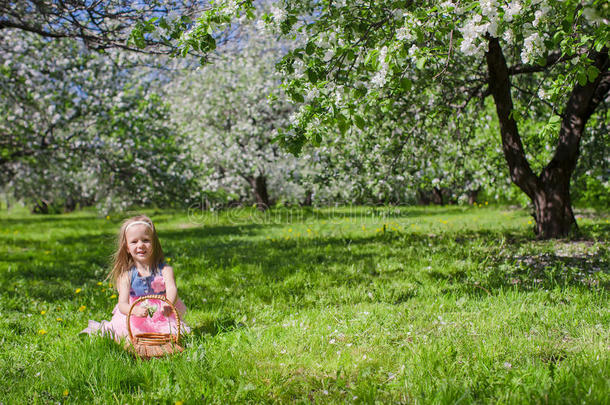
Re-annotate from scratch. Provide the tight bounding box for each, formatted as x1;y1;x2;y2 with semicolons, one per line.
124;294;184;359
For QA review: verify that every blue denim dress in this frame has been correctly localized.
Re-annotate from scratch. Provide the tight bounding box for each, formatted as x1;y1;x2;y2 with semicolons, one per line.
129;263;166;297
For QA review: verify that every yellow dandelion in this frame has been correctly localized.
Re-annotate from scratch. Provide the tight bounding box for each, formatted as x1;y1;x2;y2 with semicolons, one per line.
288;228;292;232
101;288;106;292
56;318;63;322
362;225;366;231
108;283;113;288
78;305;86;312
97;281;102;286
175;401;184;405
40;310;46;315
110;294;117;299
166;258;171;263
485;201;489;205
106;215;110;220
307;228;311;233
44;251;50;254
75;288;82;294
38;329;47;335
63;389;69;397
527;220;533;225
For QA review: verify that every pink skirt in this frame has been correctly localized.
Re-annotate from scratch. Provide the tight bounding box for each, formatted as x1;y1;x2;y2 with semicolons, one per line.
80;296;190;341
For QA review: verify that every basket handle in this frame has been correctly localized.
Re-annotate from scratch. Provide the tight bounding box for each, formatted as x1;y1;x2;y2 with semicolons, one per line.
126;294;181;343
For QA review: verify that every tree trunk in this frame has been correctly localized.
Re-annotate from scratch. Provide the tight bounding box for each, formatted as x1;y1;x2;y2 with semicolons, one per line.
302;189;313;206
248;174;270;211
532;185;576;238
486;37;609;238
417;189;430;205
431;187;444;206
467;188;480;205
64;195;76;213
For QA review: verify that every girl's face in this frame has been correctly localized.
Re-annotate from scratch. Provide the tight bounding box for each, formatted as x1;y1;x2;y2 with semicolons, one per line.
125;224;153;265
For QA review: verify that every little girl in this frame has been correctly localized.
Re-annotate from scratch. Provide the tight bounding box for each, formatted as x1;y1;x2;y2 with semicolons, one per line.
81;215;189;340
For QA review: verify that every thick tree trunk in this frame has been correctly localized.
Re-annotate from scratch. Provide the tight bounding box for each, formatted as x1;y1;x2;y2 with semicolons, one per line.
248;174;270;211
486;37;609;238
532;185;576;237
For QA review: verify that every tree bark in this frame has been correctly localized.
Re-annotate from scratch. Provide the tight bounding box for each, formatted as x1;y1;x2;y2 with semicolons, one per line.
432;187;444;206
467;188;480;205
302;189;313;206
486;37;609;238
248;174;270;211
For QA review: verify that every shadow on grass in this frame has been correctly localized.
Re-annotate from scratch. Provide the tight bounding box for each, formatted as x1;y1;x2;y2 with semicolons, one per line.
189;205;477;226
2;213;608;307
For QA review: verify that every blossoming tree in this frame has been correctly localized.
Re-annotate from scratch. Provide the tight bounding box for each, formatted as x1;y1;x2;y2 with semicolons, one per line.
152;0;609;238
167;23;311;209
1;29;198;212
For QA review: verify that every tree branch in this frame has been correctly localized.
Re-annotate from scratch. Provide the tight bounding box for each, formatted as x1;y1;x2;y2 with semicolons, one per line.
485;36;539;199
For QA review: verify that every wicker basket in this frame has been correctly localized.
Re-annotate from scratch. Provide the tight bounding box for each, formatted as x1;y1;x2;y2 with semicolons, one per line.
124;294;184;359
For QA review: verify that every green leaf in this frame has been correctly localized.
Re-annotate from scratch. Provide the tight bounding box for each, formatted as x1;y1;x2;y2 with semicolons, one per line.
291;92;304;103
354;115;366;130
336;113;349;135
416;57;426;70
577;71;588;86
306;69;318;83
305;42;315;55
587;65;600;82
548;115;561;124
400;78;412;91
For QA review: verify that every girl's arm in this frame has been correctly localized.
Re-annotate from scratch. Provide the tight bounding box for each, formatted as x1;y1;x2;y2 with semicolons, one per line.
117;272;146;317
162;265;178;304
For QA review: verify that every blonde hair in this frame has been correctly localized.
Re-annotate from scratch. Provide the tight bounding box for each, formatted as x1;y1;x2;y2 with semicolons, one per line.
108;215;164;287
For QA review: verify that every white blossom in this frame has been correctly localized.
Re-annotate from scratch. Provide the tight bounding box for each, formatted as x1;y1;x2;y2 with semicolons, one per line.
503;1;522;22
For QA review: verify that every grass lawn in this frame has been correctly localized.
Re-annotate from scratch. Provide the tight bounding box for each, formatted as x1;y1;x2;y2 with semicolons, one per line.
0;205;608;404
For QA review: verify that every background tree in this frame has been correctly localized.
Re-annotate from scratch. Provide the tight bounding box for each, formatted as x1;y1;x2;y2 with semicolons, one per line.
168;22;310;209
1;29;199;212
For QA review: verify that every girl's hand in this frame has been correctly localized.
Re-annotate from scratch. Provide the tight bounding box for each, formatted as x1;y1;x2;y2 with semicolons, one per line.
161;305;172;317
131;306;148;317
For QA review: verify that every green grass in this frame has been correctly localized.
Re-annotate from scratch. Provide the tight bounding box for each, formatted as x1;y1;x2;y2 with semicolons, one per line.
1;205;608;404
